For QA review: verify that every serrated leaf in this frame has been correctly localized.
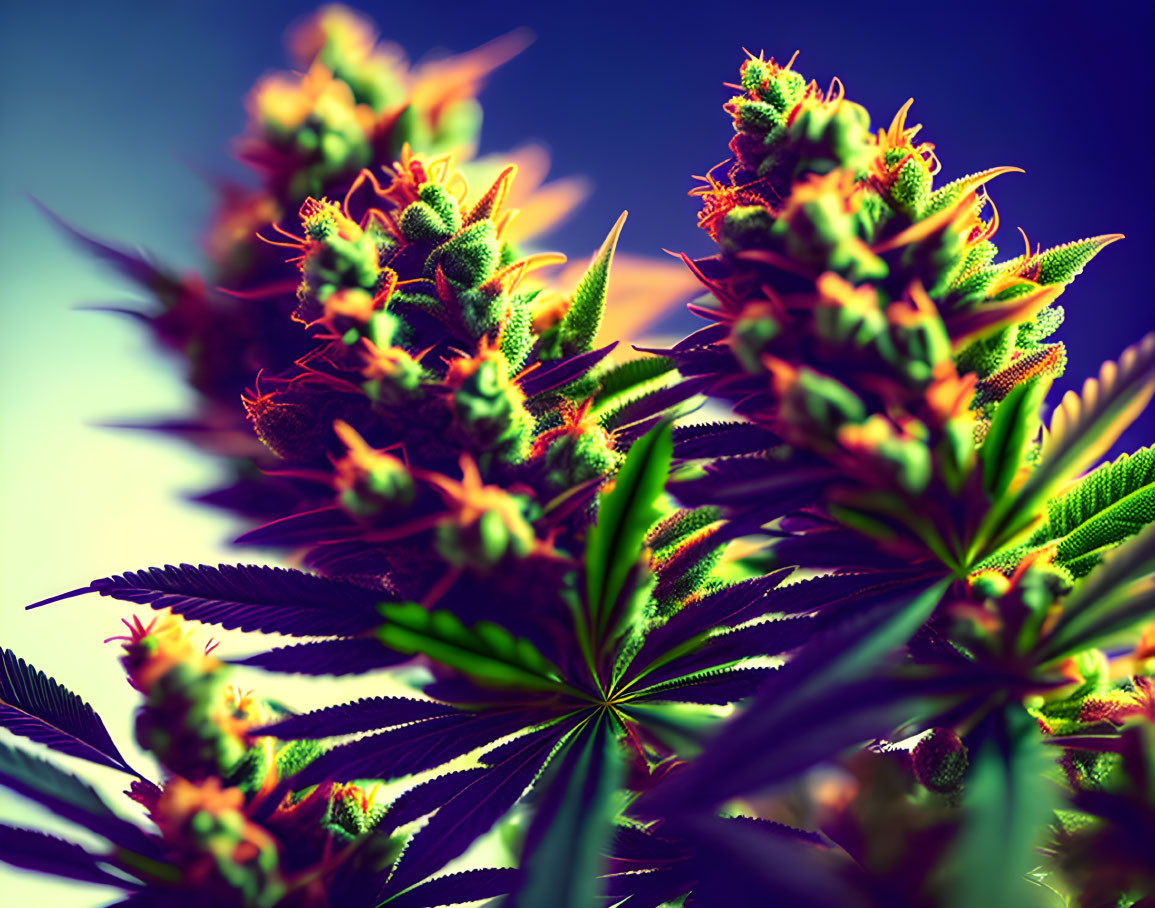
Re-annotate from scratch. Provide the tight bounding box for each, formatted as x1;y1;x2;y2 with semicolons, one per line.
229;637;411;675
637;575;952;815
255;710;538;822
557;211;627;355
631;616;812;691
631;665;775;704
972;333;1155;560
255;696;457;739
384;723;568;896
29;563;385;637
383;868;522;907
592;355;677;406
513;714;622;908
1034;446;1155;574
623;570;912;688
672;421;780;460
586;421;674;633
1039;523;1155;661
379;768;490;831
679;814;853;908
598;378;708;434
0;648;136;775
377;603;564;692
1040;333;1155;479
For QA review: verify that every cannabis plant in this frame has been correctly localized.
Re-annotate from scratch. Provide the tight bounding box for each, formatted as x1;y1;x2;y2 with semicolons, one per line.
4;9;1153;908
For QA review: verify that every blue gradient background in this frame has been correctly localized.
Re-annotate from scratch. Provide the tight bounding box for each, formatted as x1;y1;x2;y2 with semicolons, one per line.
1;1;1151;903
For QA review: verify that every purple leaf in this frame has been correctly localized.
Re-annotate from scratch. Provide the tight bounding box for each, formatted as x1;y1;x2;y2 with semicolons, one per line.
648;342;733;377
638;576;952;816
384;723;568;896
635;666;776;704
255;697;458;739
29;564;385;637
636;617;814;689
613;411;682;448
604;825;692;904
521;343;618;397
33;198;178;295
673;422;780;460
0;823;140;888
258;710;537;820
602;378;711;433
625;570;793;680
670;458;836;515
673;322;729;349
727;815;826;846
192;476;324;521
475;726;565;766
513;715;621;907
380;769;490;831
384;868;522;907
0;649;137;775
679;814;851;908
769;529;918;571
229;638;410;675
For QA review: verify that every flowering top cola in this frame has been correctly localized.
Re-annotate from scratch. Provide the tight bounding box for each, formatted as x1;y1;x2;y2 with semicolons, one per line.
667;51;1152;588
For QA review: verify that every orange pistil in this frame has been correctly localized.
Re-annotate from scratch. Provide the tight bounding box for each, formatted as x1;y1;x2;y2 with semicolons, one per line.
924;364;978;426
359;335;421;382
152;777;280;867
331;420;408;495
690;159;773;241
869;97;940;192
444;334;498;383
383;144;465;210
816;271;881;318
418;455;532;540
1078;678;1155;725
478;251;567;299
530;398;609;459
107;612;221;694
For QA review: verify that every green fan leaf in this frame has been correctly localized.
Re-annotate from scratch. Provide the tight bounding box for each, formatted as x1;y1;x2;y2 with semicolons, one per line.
980;377;1050;500
1034;446;1155;576
377;604;567;693
585;420;674;635
971;333;1155;561
945;707;1058;908
1038;523;1155;662
512;714;622;908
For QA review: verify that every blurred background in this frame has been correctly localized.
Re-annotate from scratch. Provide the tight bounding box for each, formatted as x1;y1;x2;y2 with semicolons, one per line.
1;0;1151;902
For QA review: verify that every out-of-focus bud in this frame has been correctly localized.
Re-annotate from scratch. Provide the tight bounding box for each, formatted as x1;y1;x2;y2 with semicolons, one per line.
911;727;968;794
332;420;415;518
